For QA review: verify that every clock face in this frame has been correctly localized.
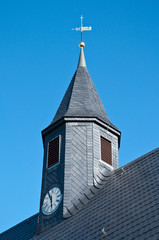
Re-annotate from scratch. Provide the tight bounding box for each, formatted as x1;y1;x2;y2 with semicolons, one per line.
42;187;62;215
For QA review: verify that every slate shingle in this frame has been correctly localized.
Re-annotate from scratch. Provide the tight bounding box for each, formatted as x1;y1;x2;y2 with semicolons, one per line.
1;148;158;240
51;67;119;131
0;214;38;240
30;148;159;240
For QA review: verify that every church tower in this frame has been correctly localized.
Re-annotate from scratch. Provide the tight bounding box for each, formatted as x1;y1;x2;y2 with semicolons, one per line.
36;18;121;234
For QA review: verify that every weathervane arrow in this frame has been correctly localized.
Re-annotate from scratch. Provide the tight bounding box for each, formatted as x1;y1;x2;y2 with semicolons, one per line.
72;15;92;43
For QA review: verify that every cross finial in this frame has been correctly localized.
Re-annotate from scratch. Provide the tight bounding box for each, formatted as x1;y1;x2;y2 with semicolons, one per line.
72;15;92;48
80;15;84;24
80;15;84;42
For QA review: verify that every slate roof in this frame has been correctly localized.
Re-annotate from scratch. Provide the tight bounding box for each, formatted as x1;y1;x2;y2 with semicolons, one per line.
30;147;158;240
1;148;159;240
0;214;38;240
51;66;119;131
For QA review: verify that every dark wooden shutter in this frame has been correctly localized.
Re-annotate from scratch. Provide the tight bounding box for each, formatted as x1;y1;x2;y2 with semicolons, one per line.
101;136;112;166
47;137;59;169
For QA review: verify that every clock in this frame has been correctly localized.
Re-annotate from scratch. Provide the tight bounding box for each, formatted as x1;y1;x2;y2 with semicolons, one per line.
42;187;62;215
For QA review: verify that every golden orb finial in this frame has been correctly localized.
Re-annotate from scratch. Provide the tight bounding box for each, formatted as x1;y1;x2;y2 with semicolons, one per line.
79;42;85;48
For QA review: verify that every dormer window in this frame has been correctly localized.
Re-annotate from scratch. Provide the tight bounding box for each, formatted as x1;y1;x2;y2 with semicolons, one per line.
100;136;112;166
47;136;60;169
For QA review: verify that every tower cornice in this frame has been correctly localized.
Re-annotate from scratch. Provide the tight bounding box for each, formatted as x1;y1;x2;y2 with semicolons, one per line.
42;116;121;147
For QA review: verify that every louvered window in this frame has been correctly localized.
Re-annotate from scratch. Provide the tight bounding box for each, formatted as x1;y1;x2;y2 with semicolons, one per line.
101;136;112;166
47;136;59;169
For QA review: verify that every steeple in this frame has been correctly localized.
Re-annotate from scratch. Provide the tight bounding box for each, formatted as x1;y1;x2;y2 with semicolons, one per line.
48;16;119;131
50;42;118;132
38;17;121;234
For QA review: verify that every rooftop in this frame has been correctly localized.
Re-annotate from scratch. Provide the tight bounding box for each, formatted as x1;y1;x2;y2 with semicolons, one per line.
1;148;158;240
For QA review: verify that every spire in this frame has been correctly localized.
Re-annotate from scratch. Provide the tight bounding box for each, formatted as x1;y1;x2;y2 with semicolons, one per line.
51;66;118;129
72;15;91;68
49;17;119;132
78;42;86;68
50;62;118;131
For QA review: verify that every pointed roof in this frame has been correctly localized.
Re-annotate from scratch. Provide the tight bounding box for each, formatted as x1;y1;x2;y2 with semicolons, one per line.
51;46;118;131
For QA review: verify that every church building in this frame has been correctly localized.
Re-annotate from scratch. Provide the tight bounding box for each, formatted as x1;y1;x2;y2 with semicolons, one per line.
0;19;159;240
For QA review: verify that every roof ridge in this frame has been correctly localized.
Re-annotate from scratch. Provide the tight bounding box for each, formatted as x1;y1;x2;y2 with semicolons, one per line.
87;69;109;122
64;68;83;118
0;213;38;237
114;147;159;174
51;70;76;125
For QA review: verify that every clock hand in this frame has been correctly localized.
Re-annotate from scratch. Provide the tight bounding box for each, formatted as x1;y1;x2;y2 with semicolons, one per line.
48;192;53;207
48;192;51;200
50;195;53;207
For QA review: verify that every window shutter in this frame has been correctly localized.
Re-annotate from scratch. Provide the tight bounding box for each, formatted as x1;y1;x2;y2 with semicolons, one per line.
101;136;112;166
47;137;59;169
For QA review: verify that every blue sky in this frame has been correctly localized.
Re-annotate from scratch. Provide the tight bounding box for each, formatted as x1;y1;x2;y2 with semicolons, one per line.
0;0;159;233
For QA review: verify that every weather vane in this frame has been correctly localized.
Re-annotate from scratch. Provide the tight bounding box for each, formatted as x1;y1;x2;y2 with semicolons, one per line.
72;15;92;46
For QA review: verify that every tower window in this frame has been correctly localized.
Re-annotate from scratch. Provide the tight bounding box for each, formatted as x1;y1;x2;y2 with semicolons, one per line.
101;136;112;166
47;136;59;169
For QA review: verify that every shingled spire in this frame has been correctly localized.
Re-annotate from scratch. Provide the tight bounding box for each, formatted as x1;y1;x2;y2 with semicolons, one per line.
50;42;118;131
